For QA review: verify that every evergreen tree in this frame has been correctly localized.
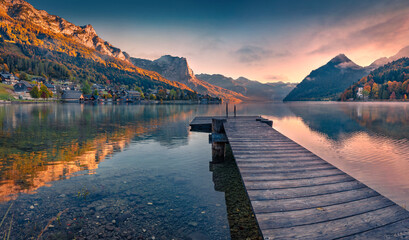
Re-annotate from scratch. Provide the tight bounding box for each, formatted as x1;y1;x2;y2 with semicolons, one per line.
82;81;91;95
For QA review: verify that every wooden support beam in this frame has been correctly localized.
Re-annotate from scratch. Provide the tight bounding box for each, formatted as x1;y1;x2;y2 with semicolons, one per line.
211;118;228;163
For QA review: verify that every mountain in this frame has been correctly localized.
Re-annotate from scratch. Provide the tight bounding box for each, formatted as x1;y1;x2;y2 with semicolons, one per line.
264;81;298;101
236;77;297;101
195;74;296;101
130;55;246;102
0;0;193;92
340;57;409;101
195;74;246;94
369;45;409;70
284;54;370;101
0;0;128;61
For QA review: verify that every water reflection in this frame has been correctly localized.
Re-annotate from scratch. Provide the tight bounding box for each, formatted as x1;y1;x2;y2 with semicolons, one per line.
0;104;221;203
1;102;409;239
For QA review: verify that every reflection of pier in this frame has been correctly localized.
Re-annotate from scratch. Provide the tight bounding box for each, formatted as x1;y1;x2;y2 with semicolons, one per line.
209;147;262;239
191;116;409;239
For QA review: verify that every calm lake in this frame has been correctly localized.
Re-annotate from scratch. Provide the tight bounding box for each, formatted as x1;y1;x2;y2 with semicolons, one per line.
0;102;409;239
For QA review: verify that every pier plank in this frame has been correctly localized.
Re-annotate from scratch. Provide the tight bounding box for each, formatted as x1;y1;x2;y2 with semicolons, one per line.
190;116;409;239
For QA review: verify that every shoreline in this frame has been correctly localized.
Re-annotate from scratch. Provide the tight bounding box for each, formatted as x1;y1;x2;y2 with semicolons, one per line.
0;100;221;105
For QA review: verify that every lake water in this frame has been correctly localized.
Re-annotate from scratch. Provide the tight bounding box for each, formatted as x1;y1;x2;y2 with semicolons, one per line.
0;102;409;239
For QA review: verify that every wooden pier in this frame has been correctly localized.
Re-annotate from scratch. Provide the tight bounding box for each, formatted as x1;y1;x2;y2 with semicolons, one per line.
190;116;409;239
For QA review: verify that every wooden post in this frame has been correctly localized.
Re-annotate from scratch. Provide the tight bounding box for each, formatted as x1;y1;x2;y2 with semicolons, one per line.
212;118;227;163
234;105;236;117
226;103;229;118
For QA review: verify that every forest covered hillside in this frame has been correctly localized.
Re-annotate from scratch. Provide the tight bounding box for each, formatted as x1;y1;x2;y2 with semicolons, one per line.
340;58;409;101
0;0;193;92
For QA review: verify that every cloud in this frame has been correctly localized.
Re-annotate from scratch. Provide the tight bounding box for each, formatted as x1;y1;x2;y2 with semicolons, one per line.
308;9;409;55
264;74;289;82
233;45;290;63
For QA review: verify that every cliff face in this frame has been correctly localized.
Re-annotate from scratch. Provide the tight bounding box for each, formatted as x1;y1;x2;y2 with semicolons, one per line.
131;55;247;102
0;0;127;60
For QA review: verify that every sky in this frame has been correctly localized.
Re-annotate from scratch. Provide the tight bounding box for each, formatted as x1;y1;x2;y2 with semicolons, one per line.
26;0;409;83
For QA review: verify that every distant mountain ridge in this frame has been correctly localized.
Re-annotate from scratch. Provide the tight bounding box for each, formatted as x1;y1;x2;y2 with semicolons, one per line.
131;55;247;102
196;74;296;101
369;45;409;70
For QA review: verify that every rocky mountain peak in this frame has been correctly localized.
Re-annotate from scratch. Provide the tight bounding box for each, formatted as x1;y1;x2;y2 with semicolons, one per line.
1;0;28;6
0;0;129;61
131;55;246;102
81;24;97;35
154;55;194;79
329;54;351;64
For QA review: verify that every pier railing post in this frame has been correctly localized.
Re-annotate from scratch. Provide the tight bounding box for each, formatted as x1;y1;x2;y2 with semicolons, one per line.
212;118;227;163
226;103;229;118
234;105;236;117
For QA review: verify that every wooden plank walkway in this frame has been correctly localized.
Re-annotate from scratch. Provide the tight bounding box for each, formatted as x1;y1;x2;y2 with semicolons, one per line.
191;116;409;240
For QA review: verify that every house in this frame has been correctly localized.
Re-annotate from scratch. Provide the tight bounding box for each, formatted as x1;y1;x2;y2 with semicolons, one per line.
83;94;99;102
127;91;141;102
32;77;46;83
1;73;19;85
13;81;33;93
92;84;105;91
357;87;364;99
61;90;84;102
45;83;56;93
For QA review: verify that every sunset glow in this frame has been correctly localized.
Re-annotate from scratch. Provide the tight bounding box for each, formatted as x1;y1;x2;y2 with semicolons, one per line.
27;0;409;83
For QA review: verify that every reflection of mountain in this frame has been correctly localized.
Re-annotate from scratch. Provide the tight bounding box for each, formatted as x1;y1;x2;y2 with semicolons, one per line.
0;104;214;202
286;103;364;140
342;104;409;140
231;103;296;120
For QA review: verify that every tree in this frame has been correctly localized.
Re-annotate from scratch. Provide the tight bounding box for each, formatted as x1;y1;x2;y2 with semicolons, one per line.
169;89;177;100
135;86;142;93
30;86;41;98
40;83;52;99
20;72;28;81
390;91;396;100
149;94;156;100
92;89;99;96
2;63;9;73
156;89;167;100
371;83;379;98
82;81;91;95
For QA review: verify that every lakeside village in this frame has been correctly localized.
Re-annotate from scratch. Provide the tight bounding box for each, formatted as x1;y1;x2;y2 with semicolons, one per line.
0;72;222;104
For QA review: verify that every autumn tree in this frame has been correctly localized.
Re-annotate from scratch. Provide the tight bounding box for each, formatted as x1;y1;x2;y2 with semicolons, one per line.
371;83;379;98
156;89;167;100
40;83;53;99
390;91;396;100
363;84;371;98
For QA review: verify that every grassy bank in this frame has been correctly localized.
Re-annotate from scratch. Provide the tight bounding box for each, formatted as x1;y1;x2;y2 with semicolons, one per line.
0;84;15;101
